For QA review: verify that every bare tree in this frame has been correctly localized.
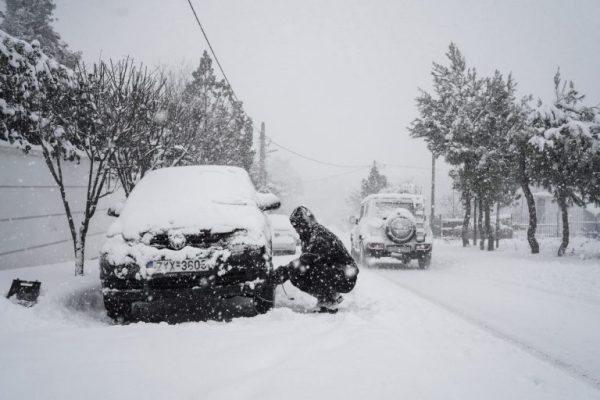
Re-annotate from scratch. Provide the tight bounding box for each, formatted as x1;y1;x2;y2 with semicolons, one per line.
1;31;121;275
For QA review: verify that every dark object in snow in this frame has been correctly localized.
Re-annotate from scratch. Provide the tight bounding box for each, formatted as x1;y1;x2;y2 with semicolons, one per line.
274;206;359;312
314;307;339;314
6;279;41;306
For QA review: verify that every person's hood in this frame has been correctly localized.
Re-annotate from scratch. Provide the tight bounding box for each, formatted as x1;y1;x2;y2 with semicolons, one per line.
289;206;317;244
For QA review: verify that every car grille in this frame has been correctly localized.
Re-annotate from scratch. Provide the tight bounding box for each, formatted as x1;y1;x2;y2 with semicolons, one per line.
149;231;237;250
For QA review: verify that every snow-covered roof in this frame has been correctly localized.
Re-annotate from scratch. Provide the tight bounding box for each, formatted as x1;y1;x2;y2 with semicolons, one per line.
361;193;426;205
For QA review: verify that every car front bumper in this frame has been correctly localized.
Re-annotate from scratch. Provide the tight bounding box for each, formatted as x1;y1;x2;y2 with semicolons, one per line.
101;277;269;303
101;251;271;303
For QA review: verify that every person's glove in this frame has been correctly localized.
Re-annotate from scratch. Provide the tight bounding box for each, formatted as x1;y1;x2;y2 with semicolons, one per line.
299;252;319;266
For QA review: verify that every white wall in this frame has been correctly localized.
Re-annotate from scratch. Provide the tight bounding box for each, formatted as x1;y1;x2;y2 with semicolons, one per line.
0;145;123;270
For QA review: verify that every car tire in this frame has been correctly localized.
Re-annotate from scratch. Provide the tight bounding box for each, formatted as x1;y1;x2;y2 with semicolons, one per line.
104;295;133;323
418;253;432;269
253;284;275;314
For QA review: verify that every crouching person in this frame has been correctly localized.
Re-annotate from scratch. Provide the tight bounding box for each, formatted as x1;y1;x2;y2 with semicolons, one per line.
273;206;359;313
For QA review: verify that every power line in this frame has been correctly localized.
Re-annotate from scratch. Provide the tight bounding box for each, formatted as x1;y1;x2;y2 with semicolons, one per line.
301;167;369;183
182;2;429;173
185;0;238;101
267;135;370;169
267;135;429;171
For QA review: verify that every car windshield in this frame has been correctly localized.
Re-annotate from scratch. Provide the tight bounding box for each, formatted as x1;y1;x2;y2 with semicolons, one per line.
117;166;261;236
125;166;256;208
371;201;415;217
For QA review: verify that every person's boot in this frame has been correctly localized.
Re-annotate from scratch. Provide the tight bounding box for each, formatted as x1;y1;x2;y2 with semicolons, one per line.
314;294;343;313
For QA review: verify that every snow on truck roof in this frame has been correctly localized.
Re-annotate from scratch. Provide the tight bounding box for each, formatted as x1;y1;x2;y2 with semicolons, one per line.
361;193;425;205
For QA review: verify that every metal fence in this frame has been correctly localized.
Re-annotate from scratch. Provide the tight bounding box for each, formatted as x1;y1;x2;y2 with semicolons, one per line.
435;215;600;240
513;220;600;240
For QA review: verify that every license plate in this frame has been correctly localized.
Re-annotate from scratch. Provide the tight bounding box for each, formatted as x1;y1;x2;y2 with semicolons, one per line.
388;245;412;253
149;259;213;274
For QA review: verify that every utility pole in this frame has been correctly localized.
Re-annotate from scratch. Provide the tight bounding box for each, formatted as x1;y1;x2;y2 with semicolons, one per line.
430;153;436;230
259;122;267;189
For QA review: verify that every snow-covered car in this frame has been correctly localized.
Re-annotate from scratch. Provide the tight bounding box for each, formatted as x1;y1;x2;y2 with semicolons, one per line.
100;166;281;321
350;193;433;268
268;214;299;255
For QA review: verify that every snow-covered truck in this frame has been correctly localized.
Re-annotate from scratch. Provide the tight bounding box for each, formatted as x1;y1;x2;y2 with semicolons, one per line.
99;166;281;322
349;193;433;268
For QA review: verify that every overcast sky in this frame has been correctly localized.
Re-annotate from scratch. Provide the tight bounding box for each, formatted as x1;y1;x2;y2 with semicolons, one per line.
48;0;600;220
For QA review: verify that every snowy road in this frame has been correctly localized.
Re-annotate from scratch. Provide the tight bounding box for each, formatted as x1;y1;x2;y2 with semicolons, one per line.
1;239;599;399
373;244;600;390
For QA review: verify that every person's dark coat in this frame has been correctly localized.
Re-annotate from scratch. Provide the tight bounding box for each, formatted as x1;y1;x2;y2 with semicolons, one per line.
285;206;359;301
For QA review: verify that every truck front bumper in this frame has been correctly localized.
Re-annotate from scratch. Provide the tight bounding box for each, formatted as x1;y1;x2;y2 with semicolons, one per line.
366;242;432;259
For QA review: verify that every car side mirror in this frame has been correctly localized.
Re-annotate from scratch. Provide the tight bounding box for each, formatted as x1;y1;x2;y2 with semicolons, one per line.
349;216;358;225
107;202;124;218
257;192;281;211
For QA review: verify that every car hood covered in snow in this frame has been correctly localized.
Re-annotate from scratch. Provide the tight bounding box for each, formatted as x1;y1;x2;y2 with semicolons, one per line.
108;166;267;240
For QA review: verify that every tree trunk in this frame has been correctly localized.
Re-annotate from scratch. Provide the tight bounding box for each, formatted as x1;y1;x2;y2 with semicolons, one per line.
462;191;471;247
478;197;485;250
473;197;478;246
557;193;569;257
521;182;540;254
74;229;86;276
485;203;494;251
495;202;500;248
430;154;436;227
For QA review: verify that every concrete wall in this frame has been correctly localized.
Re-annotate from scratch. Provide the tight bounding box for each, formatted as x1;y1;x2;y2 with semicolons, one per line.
0;144;124;270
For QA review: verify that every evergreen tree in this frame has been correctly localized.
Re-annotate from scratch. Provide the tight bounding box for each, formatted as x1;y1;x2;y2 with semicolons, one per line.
361;161;388;198
183;51;254;169
0;0;80;67
506;95;540;253
529;71;600;256
411;43;531;252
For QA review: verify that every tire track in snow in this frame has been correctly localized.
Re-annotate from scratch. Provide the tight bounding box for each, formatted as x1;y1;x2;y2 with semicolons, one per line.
376;272;600;391
483;275;600;307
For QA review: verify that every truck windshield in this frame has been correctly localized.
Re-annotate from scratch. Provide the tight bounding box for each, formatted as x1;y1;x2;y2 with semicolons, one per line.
371;201;414;217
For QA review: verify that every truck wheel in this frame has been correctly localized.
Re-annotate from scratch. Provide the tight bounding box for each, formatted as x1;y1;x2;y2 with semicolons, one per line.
104;295;133;323
418;253;432;269
253;284;275;314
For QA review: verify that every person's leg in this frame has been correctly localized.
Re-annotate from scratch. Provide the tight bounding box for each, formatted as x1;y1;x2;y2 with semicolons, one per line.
290;267;344;312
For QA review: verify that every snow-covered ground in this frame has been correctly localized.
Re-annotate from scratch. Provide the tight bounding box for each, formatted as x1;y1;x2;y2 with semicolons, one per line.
1;238;599;400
